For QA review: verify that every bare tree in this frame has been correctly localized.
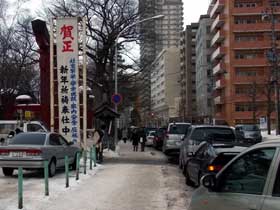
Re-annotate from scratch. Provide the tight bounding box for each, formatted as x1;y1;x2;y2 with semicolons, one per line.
47;0;140;103
0;2;39;119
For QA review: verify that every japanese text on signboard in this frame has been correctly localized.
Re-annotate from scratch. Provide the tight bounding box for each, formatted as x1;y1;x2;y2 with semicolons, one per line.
56;18;80;143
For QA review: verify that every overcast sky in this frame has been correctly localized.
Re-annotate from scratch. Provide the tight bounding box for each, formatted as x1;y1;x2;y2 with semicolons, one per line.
19;0;210;26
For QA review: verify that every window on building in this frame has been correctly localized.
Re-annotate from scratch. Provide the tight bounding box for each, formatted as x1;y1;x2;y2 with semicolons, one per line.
235;103;254;112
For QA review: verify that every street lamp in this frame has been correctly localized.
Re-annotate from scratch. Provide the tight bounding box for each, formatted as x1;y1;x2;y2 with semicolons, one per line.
262;5;280;135
114;14;165;150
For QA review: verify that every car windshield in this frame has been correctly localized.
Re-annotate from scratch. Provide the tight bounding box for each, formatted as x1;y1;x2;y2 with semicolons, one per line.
169;124;190;134
191;127;235;142
242;125;259;131
9;133;46;145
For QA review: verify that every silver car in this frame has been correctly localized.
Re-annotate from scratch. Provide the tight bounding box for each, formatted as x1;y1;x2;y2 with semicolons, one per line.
189;140;280;210
162;122;191;155
0;132;80;177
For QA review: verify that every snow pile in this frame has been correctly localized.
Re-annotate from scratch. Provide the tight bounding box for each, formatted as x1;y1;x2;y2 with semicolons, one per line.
103;149;120;158
262;130;280;141
2;159;103;210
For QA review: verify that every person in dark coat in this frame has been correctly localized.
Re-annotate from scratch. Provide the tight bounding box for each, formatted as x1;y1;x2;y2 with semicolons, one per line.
138;128;147;152
131;130;139;152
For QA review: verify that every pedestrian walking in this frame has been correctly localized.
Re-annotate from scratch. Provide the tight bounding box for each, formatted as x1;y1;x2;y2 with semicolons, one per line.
131;130;139;152
139;128;146;152
92;125;106;163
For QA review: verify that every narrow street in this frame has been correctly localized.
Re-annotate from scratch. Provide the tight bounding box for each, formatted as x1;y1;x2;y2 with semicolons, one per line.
0;142;193;210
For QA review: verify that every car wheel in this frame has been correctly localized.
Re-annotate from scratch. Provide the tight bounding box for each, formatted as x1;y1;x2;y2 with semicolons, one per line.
71;153;78;170
2;168;14;176
49;158;56;177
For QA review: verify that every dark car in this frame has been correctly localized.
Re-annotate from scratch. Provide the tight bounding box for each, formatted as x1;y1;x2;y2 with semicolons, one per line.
153;127;167;149
185;141;247;187
179;125;236;172
235;124;262;144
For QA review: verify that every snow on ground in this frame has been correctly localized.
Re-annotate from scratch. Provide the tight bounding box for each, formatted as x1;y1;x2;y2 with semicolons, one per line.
262;130;280;141
1;159;102;210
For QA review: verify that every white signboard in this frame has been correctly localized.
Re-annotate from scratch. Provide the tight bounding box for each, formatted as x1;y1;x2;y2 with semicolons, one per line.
260;117;267;130
56;18;80;142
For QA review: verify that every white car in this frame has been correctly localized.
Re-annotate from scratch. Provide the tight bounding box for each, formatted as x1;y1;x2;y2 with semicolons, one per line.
189;140;280;210
146;131;156;146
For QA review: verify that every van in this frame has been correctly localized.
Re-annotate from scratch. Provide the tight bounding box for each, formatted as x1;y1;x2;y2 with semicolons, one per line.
0;120;48;144
162;122;191;155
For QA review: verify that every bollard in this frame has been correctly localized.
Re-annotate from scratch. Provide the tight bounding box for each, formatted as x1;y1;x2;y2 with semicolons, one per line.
44;160;49;196
93;145;97;167
83;150;87;174
18;167;23;209
90;147;93;170
76;152;80;180
65;156;69;188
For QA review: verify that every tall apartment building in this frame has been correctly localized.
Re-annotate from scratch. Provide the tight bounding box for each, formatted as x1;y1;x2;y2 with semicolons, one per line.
139;0;183;123
151;47;181;126
179;23;199;122
195;15;213;123
209;0;279;125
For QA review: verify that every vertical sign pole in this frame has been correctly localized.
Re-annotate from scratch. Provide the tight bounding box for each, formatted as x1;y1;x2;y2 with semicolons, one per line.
50;18;54;132
18;167;23;209
44;160;49;196
90;147;93;170
65;156;69;188
76;152;80;180
82;17;88;154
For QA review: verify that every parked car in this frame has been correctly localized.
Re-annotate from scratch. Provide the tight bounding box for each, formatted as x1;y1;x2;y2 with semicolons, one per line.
0;132;80;177
162;122;191;155
0;120;48;145
235;124;262;144
189;140;280;210
185;141;247;187
179;125;236;173
146;130;156;146
153;127;167;149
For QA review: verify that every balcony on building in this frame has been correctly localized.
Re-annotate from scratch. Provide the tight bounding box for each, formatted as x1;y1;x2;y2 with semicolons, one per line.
211;46;225;61
214;96;224;105
215;78;226;89
211;14;225;32
233;22;280;32
234;57;267;66
211;30;225;47
210;0;225;18
213;62;226;75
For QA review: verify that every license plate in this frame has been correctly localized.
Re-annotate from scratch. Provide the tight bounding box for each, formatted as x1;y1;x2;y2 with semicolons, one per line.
10;152;26;158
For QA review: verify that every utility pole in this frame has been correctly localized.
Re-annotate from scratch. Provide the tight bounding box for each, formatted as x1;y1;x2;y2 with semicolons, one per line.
263;4;280;135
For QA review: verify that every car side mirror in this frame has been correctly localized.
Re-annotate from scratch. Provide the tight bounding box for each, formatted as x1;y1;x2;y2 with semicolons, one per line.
201;174;216;190
187;152;194;157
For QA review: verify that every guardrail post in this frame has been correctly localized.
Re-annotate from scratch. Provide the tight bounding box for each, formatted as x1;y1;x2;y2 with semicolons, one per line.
90;147;93;170
44;160;49;196
93;145;97;167
65;156;69;188
83;150;87;174
76;152;80;180
18;167;23;209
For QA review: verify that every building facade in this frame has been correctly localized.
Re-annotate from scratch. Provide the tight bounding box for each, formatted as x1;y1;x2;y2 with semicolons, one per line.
195;15;213;123
209;0;279;125
151;47;181;126
139;0;183;123
179;23;199;123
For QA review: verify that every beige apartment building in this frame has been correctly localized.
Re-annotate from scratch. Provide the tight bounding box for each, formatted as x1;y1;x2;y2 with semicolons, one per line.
150;48;181;126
